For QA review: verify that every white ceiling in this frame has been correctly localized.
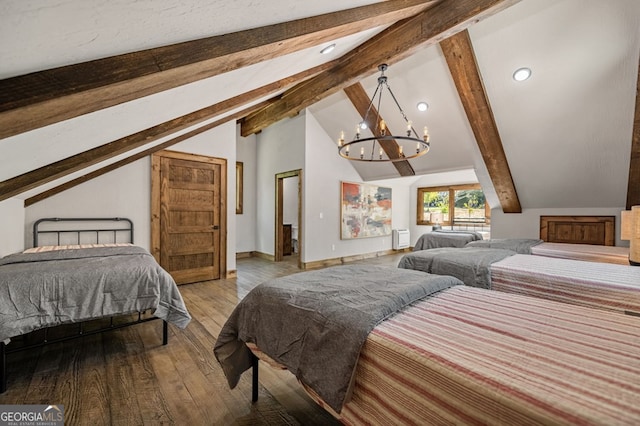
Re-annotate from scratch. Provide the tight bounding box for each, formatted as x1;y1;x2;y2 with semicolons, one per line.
1;0;639;210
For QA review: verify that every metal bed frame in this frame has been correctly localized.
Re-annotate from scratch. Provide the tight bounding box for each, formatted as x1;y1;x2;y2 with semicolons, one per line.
1;218;168;394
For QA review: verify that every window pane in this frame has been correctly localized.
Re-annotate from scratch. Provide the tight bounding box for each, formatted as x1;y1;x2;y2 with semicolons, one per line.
422;191;449;224
453;189;486;223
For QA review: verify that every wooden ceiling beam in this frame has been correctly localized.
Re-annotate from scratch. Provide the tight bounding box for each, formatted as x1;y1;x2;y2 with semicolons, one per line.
343;83;416;176
24;100;271;207
440;30;521;213
240;0;520;137
0;0;437;140
0;63;332;202
627;55;640;210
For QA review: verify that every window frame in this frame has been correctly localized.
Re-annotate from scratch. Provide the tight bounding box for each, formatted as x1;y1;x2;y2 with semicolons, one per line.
416;183;490;226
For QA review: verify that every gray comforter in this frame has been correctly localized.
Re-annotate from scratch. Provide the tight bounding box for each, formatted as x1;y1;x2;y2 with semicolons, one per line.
398;246;517;289
465;238;543;254
0;246;191;343
214;264;461;413
414;229;484;250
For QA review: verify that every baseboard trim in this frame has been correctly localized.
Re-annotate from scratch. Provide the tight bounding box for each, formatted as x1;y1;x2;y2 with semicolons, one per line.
302;248;410;270
253;251;275;262
235;248;411;270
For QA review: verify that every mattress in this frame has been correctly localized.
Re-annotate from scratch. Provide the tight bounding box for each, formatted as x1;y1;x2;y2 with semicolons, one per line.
490;254;640;316
530;242;630;265
214;264;461;413
413;230;483;250
335;286;640;425
398;247;516;289
0;245;191;343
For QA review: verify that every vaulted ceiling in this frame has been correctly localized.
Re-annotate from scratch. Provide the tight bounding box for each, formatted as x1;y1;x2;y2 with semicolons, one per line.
1;0;638;211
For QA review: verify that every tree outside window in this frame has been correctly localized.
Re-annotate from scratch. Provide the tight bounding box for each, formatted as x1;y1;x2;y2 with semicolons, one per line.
417;184;489;226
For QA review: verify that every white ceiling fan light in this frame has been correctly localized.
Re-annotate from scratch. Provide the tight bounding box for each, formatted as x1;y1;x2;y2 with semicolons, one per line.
513;67;532;82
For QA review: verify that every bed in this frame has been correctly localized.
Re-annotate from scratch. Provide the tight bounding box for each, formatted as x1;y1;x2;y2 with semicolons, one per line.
214;265;640;424
0;217;192;393
490;254;640;315
413;229;483;250
398;246;517;289
529;242;630;265
398;248;640;316
464;238;543;254
465;237;630;264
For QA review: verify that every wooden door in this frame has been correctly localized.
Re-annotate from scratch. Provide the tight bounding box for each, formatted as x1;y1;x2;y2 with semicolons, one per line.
152;150;226;284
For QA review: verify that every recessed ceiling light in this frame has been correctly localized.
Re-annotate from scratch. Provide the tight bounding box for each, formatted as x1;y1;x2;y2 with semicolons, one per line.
417;102;429;112
320;44;336;55
513;67;532;82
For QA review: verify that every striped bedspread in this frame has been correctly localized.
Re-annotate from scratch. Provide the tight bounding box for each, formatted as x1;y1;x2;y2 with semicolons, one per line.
531;242;630;265
490;254;640;316
335;286;640;425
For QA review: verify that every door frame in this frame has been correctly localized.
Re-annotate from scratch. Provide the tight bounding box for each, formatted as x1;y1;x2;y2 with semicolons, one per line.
151;149;227;279
275;169;302;268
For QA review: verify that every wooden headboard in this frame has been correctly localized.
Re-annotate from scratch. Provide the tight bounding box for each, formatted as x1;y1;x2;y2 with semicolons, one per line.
539;216;615;246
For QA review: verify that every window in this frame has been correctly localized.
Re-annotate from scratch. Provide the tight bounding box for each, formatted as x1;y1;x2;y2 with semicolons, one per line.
417;184;489;226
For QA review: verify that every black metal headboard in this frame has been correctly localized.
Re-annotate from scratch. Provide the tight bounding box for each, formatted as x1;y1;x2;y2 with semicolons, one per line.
33;217;134;247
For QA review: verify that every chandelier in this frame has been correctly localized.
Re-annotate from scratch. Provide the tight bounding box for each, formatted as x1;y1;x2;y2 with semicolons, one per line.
338;64;430;162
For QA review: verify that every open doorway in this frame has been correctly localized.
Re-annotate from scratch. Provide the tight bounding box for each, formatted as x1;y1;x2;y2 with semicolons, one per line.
275;169;302;268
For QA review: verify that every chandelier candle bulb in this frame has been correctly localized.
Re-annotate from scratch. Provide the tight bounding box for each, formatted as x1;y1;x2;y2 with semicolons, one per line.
379;148;383;159
380;120;386;133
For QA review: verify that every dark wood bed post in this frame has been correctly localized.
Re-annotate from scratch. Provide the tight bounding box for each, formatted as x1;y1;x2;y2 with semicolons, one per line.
251;353;259;403
163;321;168;345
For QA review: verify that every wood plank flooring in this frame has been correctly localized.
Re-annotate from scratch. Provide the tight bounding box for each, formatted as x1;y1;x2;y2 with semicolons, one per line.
0;252;406;425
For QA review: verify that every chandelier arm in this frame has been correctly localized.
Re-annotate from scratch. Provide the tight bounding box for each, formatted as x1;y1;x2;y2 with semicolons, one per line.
383;81;420;139
375;83;384;135
362;84;382;130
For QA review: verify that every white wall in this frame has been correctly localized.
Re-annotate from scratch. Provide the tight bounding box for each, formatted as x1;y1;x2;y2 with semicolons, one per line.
255;114;306;256
252;110;416;264
283;176;299;226
236;126;257;254
22;121;238;272
303;110;415;262
25;159;152;248
491;207;629;247
0;198;25;256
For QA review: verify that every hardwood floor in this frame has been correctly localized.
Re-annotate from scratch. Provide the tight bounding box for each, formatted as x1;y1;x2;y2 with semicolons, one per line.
0;252;407;425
